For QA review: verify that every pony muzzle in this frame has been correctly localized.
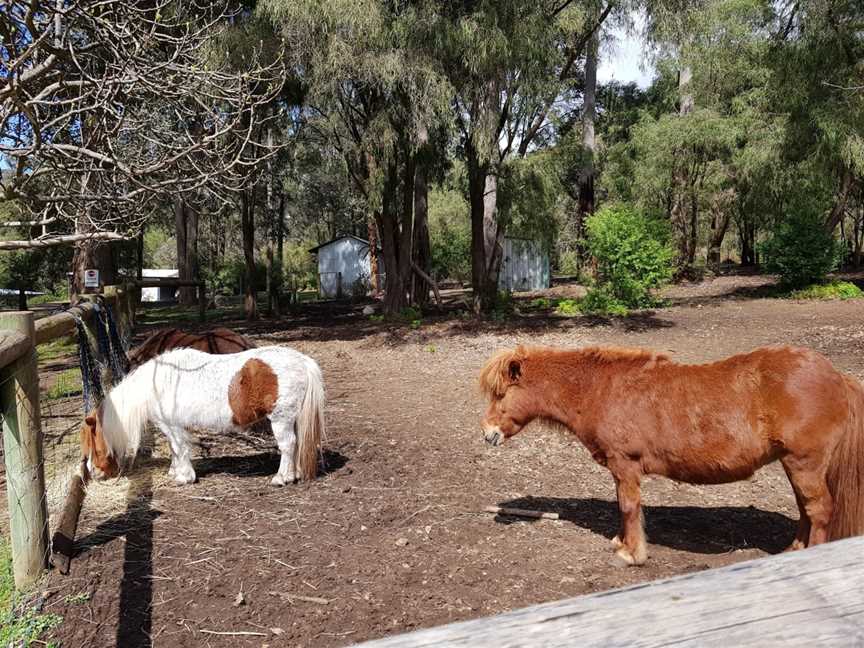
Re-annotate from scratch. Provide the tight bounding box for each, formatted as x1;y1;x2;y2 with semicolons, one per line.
484;427;505;446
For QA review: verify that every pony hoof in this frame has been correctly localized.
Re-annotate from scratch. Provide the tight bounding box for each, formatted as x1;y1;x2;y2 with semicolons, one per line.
173;472;197;485
270;474;296;487
613;547;647;567
784;539;806;552
611;535;623;549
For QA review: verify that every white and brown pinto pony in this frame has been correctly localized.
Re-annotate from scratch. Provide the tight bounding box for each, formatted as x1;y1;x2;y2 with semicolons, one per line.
81;346;325;486
480;345;864;566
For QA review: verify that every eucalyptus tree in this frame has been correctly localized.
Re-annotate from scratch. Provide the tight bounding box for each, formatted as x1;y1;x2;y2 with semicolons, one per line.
425;0;619;311
263;0;452;313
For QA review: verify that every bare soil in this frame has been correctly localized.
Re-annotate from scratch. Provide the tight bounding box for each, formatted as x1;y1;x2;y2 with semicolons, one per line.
32;274;864;647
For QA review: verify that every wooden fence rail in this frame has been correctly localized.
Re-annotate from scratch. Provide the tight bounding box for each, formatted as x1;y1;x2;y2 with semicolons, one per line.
0;285;137;587
355;536;864;648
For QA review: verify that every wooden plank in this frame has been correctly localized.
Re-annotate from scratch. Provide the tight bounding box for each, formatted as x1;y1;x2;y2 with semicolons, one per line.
0;312;50;587
355;537;864;648
33;302;97;346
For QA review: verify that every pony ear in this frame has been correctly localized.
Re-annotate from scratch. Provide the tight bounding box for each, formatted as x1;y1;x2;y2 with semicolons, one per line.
508;359;522;383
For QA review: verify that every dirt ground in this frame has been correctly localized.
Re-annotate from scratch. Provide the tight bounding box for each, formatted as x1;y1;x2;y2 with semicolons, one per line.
34;274;864;647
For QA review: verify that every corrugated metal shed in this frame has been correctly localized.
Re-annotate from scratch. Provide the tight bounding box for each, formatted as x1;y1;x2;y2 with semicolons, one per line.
309;235;374;299
498;237;550;293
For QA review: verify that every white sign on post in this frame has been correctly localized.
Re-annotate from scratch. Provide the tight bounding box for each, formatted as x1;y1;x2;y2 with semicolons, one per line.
83;269;100;289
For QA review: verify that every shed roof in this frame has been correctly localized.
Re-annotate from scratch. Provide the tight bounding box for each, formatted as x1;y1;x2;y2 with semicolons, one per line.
309;234;380;254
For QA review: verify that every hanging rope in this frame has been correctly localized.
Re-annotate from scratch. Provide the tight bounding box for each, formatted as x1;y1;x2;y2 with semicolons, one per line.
75;316;103;413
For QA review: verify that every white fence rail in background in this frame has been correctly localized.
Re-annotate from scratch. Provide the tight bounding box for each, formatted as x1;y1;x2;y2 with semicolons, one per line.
355;536;864;648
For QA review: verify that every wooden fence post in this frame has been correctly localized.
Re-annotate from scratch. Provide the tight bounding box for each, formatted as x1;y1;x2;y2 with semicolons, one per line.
0;311;49;588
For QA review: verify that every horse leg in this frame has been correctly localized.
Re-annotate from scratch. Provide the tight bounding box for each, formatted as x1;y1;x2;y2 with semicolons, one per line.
781;462;811;551
610;462;647;566
161;423;196;485
269;417;297;487
780;455;832;547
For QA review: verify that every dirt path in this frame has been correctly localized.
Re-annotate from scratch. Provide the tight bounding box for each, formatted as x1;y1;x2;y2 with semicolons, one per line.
43;282;864;647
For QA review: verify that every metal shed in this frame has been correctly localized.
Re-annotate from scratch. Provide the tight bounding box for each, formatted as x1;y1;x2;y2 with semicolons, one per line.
498;237;550;292
140;269;179;302
309;235;375;299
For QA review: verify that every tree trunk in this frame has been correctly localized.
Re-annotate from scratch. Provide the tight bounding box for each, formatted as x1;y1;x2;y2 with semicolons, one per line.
136;228;144;281
174;198;198;304
467;151;504;313
679;67;694;116
240;189;258;320
369;217;380;295
707;208;732;274
380;161;404;314
577;20;598;222
70;239;117;297
413;165;432;306
824;166;855;232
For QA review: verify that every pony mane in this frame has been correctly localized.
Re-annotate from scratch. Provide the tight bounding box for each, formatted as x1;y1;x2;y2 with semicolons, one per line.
480;345;669;399
578;346;670;365
99;363;155;459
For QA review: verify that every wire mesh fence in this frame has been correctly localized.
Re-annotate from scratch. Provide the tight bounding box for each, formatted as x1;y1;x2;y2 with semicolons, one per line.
0;300;132;582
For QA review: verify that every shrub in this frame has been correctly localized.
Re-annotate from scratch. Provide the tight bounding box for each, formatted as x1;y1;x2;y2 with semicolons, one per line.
554;298;580;316
584;205;675;308
760;211;841;287
789;280;863;300
578;286;629;316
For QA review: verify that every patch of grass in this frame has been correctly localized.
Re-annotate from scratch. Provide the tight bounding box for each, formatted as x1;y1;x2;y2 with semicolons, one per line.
409;319;422;330
0;538;63;648
45;368;82;400
788;280;863;301
36;336;77;363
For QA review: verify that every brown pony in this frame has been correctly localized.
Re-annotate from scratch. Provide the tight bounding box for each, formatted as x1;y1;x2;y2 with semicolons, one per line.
125;326;256;371
480;345;864;566
81;326;257;478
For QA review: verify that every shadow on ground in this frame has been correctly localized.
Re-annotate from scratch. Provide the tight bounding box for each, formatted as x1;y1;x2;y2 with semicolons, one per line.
496;495;795;555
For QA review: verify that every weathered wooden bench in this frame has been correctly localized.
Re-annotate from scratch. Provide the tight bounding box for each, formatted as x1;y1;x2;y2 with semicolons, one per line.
355;537;864;647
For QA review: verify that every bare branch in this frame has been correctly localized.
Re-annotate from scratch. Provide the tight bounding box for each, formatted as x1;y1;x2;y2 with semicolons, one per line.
0;232;131;250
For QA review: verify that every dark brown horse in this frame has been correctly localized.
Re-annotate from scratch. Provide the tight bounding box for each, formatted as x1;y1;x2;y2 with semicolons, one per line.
126;327;256;371
480;345;864;566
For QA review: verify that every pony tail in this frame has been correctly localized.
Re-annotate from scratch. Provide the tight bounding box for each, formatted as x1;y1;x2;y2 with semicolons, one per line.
295;358;326;481
826;376;864;540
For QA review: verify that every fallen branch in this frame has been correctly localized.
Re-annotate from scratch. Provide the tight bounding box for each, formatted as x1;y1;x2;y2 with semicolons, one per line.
411;262;442;306
483;506;559;520
199;630;267;637
268;591;330;605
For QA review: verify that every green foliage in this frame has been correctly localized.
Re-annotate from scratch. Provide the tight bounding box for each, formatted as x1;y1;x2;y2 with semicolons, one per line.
578;286;630;316
584;205;675;308
554;298;580;316
527;297;551;310
760;210;841;287
1;538;62;647
429;186;471;282
789;281;863;301
143;226;176;268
